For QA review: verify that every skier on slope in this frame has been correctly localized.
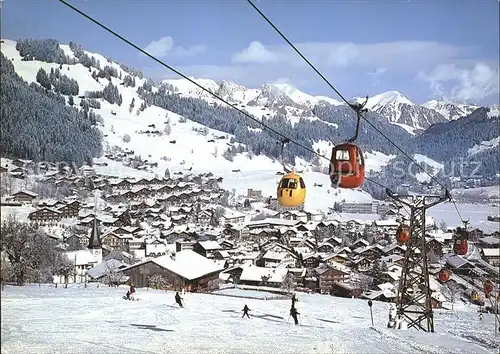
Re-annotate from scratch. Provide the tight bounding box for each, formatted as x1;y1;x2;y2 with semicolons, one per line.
242;304;251;318
128;283;136;300
175;291;184;308
290;306;300;325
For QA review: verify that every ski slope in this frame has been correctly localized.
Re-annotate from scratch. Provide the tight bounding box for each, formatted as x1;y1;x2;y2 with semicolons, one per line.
1;284;498;354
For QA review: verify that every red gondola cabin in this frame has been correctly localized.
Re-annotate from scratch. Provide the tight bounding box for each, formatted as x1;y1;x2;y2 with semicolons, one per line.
329;143;365;189
396;225;411;244
438;268;451;282
484;280;493;296
453;238;468;256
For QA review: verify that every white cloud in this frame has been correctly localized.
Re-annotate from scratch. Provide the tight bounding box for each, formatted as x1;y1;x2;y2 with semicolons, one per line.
143;36;206;58
143;36;174;57
154;39;495;104
170;45;207;58
231;41;281;64
419;62;499;103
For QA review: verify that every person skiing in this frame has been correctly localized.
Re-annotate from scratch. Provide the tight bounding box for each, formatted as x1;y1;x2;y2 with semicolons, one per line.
129;283;136;301
242;304;251;318
175;291;183;308
291;293;298;308
290;306;300;325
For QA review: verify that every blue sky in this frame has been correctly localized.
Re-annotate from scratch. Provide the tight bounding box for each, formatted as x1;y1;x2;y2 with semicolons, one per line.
3;0;499;105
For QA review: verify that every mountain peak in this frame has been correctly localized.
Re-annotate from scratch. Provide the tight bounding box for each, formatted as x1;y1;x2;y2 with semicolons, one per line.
372;90;413;106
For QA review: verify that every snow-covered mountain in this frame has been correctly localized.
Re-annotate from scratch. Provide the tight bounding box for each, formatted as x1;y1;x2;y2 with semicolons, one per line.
355;91;449;133
1;38;379;209
422;100;479;121
2;37;498;202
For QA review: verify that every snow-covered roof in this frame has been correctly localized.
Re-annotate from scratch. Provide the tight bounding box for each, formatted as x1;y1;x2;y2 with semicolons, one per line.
197;240;222;250
262;250;287;261
128;250;225;281
65;250;99;266
87;259;127;279
239;265;288;283
482;248;500;257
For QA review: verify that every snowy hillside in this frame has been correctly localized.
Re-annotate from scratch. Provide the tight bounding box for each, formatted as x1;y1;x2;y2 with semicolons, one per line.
1;39;376;209
422;100;479;121
2;284;498;354
2;37;498;198
356;91;448;131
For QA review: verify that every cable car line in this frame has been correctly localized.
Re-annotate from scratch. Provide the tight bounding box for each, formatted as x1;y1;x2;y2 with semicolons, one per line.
57;0;389;193
246;0;452;193
246;0;472;223
56;0;318;162
59;0;472;262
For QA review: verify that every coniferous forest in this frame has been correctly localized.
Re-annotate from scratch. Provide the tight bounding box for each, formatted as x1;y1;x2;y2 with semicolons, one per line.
0;52;102;167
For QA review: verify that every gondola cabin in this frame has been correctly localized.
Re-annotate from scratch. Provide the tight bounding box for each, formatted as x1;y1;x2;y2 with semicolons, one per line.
329;143;365;189
484;280;493;296
277;171;306;208
471;290;479;302
396;224;411;244
453;238;468;256
438;268;451;282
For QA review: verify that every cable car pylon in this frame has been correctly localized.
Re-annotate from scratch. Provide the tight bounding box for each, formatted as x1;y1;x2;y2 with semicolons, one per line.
386;188;451;333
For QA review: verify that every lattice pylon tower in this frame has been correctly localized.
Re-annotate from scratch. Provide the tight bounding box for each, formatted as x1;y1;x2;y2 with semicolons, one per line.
386;189;450;333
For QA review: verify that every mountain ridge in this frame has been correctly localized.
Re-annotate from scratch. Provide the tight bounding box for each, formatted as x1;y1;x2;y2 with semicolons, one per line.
1;37;498;200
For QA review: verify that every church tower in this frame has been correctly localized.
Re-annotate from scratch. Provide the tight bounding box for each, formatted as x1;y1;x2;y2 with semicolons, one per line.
88;217;102;264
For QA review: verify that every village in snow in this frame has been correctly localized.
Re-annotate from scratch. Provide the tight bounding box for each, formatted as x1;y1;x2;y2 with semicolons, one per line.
1;155;499;304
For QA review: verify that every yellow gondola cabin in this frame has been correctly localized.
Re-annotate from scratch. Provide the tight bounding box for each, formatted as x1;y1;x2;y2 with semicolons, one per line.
277;171;306;207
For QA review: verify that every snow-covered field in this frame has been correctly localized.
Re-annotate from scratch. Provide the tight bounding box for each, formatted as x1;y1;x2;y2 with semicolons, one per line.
1;284;499;354
427;202;500;234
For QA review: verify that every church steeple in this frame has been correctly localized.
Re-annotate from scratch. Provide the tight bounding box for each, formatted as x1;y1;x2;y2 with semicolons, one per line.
88;217;101;249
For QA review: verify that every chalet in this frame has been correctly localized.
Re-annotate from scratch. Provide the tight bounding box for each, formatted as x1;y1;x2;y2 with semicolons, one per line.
66;234;90;247
219;209;246;225
112;179;133;190
324;237;342;247
121;250;225;291
57;203;80;218
382;244;406;257
237;265;288;288
331;281;363;298
257;250;296;268
481;248;500;266
220;240;235;249
79;165;96;176
426;238;444;256
351;257;374;272
355;245;385;260
214;250;231;261
145;239;167;257
175;240;196;252
314;263;350;294
444;254;476;276
196;210;212;226
351;239;369;249
303;255;321;269
12;190;38;203
28;208;62;222
478;236;500;248
324;253;348;265
101;232;132;251
55;249;101;284
192;241;223;259
12;158;32;168
128;238;145;253
317;242;335;253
